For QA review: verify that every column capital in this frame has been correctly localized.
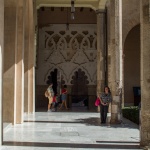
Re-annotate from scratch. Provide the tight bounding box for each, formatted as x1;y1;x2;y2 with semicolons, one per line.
95;9;106;14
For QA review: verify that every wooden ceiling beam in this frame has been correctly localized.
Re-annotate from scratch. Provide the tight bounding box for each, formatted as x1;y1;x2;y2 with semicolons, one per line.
61;7;64;11
80;7;84;12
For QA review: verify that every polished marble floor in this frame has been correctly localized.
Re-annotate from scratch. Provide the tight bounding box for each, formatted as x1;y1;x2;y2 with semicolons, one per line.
2;110;142;150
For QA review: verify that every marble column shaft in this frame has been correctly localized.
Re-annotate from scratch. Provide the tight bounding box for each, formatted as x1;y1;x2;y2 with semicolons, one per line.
3;0;25;124
28;0;35;113
15;0;25;124
3;0;18;124
24;0;29;113
24;0;35;113
0;0;4;145
140;0;150;146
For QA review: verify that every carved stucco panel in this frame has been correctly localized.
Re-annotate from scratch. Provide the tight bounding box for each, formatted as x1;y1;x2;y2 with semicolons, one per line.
71;51;89;64
58;62;78;84
36;24;97;85
48;51;65;65
82;61;97;84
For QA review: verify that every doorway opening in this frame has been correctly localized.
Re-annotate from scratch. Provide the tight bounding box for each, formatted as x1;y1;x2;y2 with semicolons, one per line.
71;69;89;109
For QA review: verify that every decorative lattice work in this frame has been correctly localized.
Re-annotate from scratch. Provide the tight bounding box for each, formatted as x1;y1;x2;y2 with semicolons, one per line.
37;24;97;85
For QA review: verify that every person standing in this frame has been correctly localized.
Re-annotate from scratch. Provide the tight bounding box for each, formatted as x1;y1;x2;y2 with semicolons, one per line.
59;85;68;110
99;86;112;124
46;83;54;112
51;93;58;111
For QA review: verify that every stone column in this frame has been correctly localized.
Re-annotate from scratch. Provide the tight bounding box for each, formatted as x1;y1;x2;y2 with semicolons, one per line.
24;0;29;113
108;0;123;124
15;0;25;124
33;0;37;111
96;11;105;112
24;0;35;113
3;0;17;124
0;0;4;145
28;0;35;113
96;10;106;94
140;0;150;147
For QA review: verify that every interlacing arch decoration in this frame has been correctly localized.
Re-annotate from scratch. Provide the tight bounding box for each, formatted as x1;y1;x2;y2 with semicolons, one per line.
68;66;91;85
37;24;97;85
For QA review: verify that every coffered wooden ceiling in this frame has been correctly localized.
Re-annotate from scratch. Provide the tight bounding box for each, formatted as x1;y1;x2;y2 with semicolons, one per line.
36;0;107;10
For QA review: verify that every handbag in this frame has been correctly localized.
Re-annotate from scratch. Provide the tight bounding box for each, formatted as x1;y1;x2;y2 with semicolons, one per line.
95;97;100;106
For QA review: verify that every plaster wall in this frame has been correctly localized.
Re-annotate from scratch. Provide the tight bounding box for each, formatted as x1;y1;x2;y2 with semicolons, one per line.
124;25;140;106
122;0;140;45
122;0;140;106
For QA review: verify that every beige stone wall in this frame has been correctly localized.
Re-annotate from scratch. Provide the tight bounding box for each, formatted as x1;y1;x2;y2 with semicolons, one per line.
124;25;140;106
122;0;140;45
122;0;140;106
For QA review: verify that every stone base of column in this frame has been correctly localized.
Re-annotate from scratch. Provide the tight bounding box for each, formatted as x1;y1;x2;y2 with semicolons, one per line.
142;146;150;150
110;96;122;124
110;113;121;124
140;114;150;149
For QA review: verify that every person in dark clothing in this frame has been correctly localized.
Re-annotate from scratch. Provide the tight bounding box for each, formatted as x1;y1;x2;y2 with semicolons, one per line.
99;86;112;124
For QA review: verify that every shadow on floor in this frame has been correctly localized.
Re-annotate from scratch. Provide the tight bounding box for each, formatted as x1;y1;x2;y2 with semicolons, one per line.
24;117;101;126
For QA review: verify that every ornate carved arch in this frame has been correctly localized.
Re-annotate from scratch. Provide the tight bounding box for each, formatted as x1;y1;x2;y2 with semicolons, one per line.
37;24;97;85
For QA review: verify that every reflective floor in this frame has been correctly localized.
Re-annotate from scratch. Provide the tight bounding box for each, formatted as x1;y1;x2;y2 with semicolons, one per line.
2;110;142;150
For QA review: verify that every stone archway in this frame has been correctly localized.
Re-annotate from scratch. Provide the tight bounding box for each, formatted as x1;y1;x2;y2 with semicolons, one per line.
71;69;89;108
124;24;140;106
